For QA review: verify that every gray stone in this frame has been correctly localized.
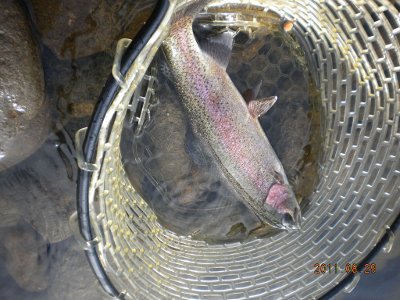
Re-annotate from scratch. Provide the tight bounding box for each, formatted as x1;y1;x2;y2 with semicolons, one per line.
31;0;157;59
0;133;76;243
1;222;50;292
0;196;20;228
48;241;108;300
0;0;49;172
147;100;191;181
43;50;113;127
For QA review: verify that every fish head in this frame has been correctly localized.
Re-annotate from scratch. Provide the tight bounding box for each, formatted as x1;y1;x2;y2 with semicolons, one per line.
259;167;301;231
263;182;302;231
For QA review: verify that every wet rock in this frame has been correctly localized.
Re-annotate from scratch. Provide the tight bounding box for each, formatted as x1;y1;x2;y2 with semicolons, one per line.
122;78;191;191
146;100;191;181
263;105;310;178
0;133;76;243
48;240;108;300
42;48;113;129
0;256;48;300
66;102;95;118
0;222;50;292
0;0;49;172
31;0;157;59
0;196;20;228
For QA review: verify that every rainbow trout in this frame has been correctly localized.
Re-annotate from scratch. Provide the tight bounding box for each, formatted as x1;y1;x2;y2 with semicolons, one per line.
162;2;301;230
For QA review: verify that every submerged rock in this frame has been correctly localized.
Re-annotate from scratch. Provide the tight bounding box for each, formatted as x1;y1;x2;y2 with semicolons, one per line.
146;100;191;181
0;256;48;300
48;240;108;300
31;0;157;59
0;222;50;292
0;133;76;243
0;196;20;228
122;79;191;194
0;0;49;172
42;49;113;127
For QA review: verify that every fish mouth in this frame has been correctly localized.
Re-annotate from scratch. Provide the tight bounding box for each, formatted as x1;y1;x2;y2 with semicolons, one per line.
281;207;302;231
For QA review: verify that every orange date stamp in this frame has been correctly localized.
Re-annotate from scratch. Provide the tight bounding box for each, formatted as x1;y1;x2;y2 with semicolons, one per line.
314;263;377;275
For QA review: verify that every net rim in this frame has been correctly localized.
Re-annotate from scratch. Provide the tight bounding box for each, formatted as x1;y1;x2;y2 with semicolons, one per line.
76;0;171;298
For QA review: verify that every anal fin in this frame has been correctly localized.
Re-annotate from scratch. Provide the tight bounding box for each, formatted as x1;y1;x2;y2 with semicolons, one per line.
248;96;277;118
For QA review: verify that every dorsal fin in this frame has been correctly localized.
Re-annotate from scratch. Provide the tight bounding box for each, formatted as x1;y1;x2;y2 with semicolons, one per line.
198;31;234;69
248;96;277;118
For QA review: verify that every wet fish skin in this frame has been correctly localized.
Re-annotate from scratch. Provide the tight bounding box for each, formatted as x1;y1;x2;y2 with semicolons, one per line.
162;9;301;230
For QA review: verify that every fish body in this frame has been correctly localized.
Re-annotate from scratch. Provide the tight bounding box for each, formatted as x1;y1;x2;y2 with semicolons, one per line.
162;7;301;230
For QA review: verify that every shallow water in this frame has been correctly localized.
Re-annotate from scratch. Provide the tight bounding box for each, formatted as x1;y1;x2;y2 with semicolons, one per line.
0;0;399;299
0;0;125;298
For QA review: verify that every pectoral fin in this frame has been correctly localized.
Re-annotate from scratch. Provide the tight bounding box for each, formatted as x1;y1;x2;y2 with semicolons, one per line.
248;96;277;118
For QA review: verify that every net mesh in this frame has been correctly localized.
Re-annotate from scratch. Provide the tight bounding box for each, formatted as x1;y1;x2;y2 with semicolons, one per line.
77;0;400;299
